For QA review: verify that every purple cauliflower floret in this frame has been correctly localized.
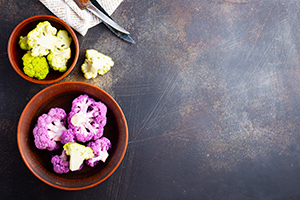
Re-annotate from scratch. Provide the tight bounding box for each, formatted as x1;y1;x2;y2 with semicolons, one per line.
60;129;76;144
33;107;67;151
66;94;107;143
86;137;112;167
51;149;70;174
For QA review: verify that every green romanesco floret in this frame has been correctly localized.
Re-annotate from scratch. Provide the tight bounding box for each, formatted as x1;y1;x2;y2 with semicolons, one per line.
22;51;49;80
81;49;114;79
47;30;72;72
63;142;94;171
18;36;29;50
27;21;57;57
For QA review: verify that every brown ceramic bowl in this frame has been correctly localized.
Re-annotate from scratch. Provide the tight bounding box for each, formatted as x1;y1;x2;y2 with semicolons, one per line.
8;15;79;84
17;82;128;190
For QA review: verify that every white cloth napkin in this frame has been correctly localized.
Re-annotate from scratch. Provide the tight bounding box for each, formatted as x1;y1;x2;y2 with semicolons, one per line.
39;0;123;36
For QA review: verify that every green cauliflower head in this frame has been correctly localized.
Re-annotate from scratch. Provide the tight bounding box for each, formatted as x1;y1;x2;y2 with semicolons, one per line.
63;142;94;171
22;51;49;80
27;21;57;57
47;30;72;73
81;49;114;79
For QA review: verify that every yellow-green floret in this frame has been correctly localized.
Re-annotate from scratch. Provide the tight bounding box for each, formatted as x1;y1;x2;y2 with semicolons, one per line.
22;51;49;80
18;36;29;51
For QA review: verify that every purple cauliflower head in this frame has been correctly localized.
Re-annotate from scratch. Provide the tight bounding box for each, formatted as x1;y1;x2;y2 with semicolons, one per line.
51;149;70;174
67;94;107;143
86;137;112;167
33;107;67;151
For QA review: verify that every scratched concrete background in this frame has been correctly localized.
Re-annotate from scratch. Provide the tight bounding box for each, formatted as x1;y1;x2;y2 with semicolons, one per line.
0;0;300;199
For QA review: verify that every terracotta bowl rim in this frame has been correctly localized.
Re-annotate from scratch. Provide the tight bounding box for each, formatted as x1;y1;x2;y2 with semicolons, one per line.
17;81;128;190
8;15;79;85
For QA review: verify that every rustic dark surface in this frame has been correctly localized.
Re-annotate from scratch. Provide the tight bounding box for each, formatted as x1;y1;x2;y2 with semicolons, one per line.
1;0;300;199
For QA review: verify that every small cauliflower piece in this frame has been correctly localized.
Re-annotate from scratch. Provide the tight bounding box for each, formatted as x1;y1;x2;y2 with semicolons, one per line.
60;129;76;144
55;29;72;49
63;142;94;171
51;150;70;174
22;51;49;80
19;36;29;50
81;49;114;79
86;137;112;167
27;21;57;57
47;47;71;72
47;30;72;72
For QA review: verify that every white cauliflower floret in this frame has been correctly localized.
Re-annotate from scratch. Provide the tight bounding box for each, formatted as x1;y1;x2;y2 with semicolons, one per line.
47;48;71;72
63;142;94;171
27;21;58;57
47;30;72;72
81;49;114;79
55;30;72;49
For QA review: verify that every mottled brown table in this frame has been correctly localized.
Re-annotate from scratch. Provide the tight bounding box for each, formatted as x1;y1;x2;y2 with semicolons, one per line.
1;0;300;199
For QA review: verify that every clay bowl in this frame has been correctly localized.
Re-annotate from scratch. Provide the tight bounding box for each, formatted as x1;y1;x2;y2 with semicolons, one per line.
8;15;79;84
17;82;128;190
